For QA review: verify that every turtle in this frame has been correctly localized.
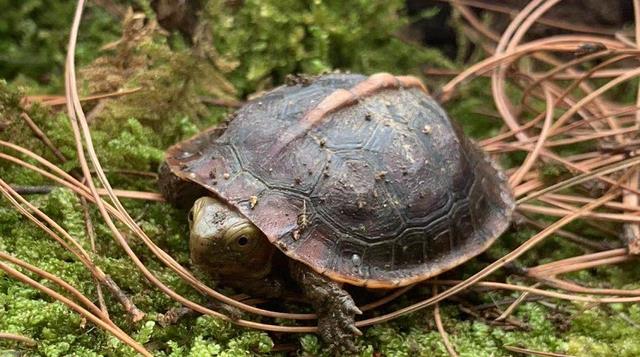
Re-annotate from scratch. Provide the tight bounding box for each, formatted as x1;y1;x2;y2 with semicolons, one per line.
158;72;515;352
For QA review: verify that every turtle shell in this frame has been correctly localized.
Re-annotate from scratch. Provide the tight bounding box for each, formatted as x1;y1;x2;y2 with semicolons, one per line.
161;73;514;289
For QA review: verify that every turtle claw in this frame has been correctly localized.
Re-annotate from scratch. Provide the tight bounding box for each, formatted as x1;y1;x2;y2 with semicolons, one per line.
339;294;363;315
348;324;363;336
317;292;361;354
290;261;362;354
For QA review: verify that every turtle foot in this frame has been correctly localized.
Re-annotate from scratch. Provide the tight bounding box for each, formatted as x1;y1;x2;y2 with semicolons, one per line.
289;260;362;355
318;292;362;355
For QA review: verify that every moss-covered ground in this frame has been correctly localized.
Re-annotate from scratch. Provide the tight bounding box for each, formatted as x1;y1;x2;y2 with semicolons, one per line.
1;1;640;356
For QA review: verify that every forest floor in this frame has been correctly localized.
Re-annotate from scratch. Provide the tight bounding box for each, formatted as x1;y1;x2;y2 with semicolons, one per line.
1;1;640;356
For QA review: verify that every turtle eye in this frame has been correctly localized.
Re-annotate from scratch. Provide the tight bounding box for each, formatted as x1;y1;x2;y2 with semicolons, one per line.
226;224;261;252
188;208;194;226
229;231;257;251
236;235;250;247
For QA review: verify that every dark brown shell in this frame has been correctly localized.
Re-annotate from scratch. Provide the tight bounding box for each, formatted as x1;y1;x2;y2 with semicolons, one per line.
160;73;514;288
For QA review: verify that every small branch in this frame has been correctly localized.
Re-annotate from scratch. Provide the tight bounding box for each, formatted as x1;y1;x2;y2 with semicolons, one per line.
103;276;145;322
19;113;67;162
96;168;158;179
527;248;628;277
10;185;56;195
517;213;616;252
9;185;164;202
433;286;459;357
80;192;109;319
495;283;541;321
0;332;37;347
518;203;640;223
443;0;620;36
85;99;109;123
503;345;576;357
158;306;195;326
23;87;142;108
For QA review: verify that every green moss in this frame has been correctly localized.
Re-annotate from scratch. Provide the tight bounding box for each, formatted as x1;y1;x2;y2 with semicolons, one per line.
0;1;120;90
566;305;640;357
79;10;237;150
204;0;453;95
446;78;502;140
539;163;573;186
94;117;165;171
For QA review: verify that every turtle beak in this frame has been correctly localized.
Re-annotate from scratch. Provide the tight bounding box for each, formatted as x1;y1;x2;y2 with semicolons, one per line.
190;196;231;239
189;197;226;268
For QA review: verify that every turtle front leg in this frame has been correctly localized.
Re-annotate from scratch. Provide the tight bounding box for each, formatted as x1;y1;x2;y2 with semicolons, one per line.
290;261;363;353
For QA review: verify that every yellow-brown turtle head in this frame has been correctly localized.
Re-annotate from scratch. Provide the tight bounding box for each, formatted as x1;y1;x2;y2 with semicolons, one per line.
188;196;275;280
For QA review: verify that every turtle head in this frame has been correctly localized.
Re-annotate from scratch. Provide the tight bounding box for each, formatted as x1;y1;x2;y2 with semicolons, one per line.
188;196;274;280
